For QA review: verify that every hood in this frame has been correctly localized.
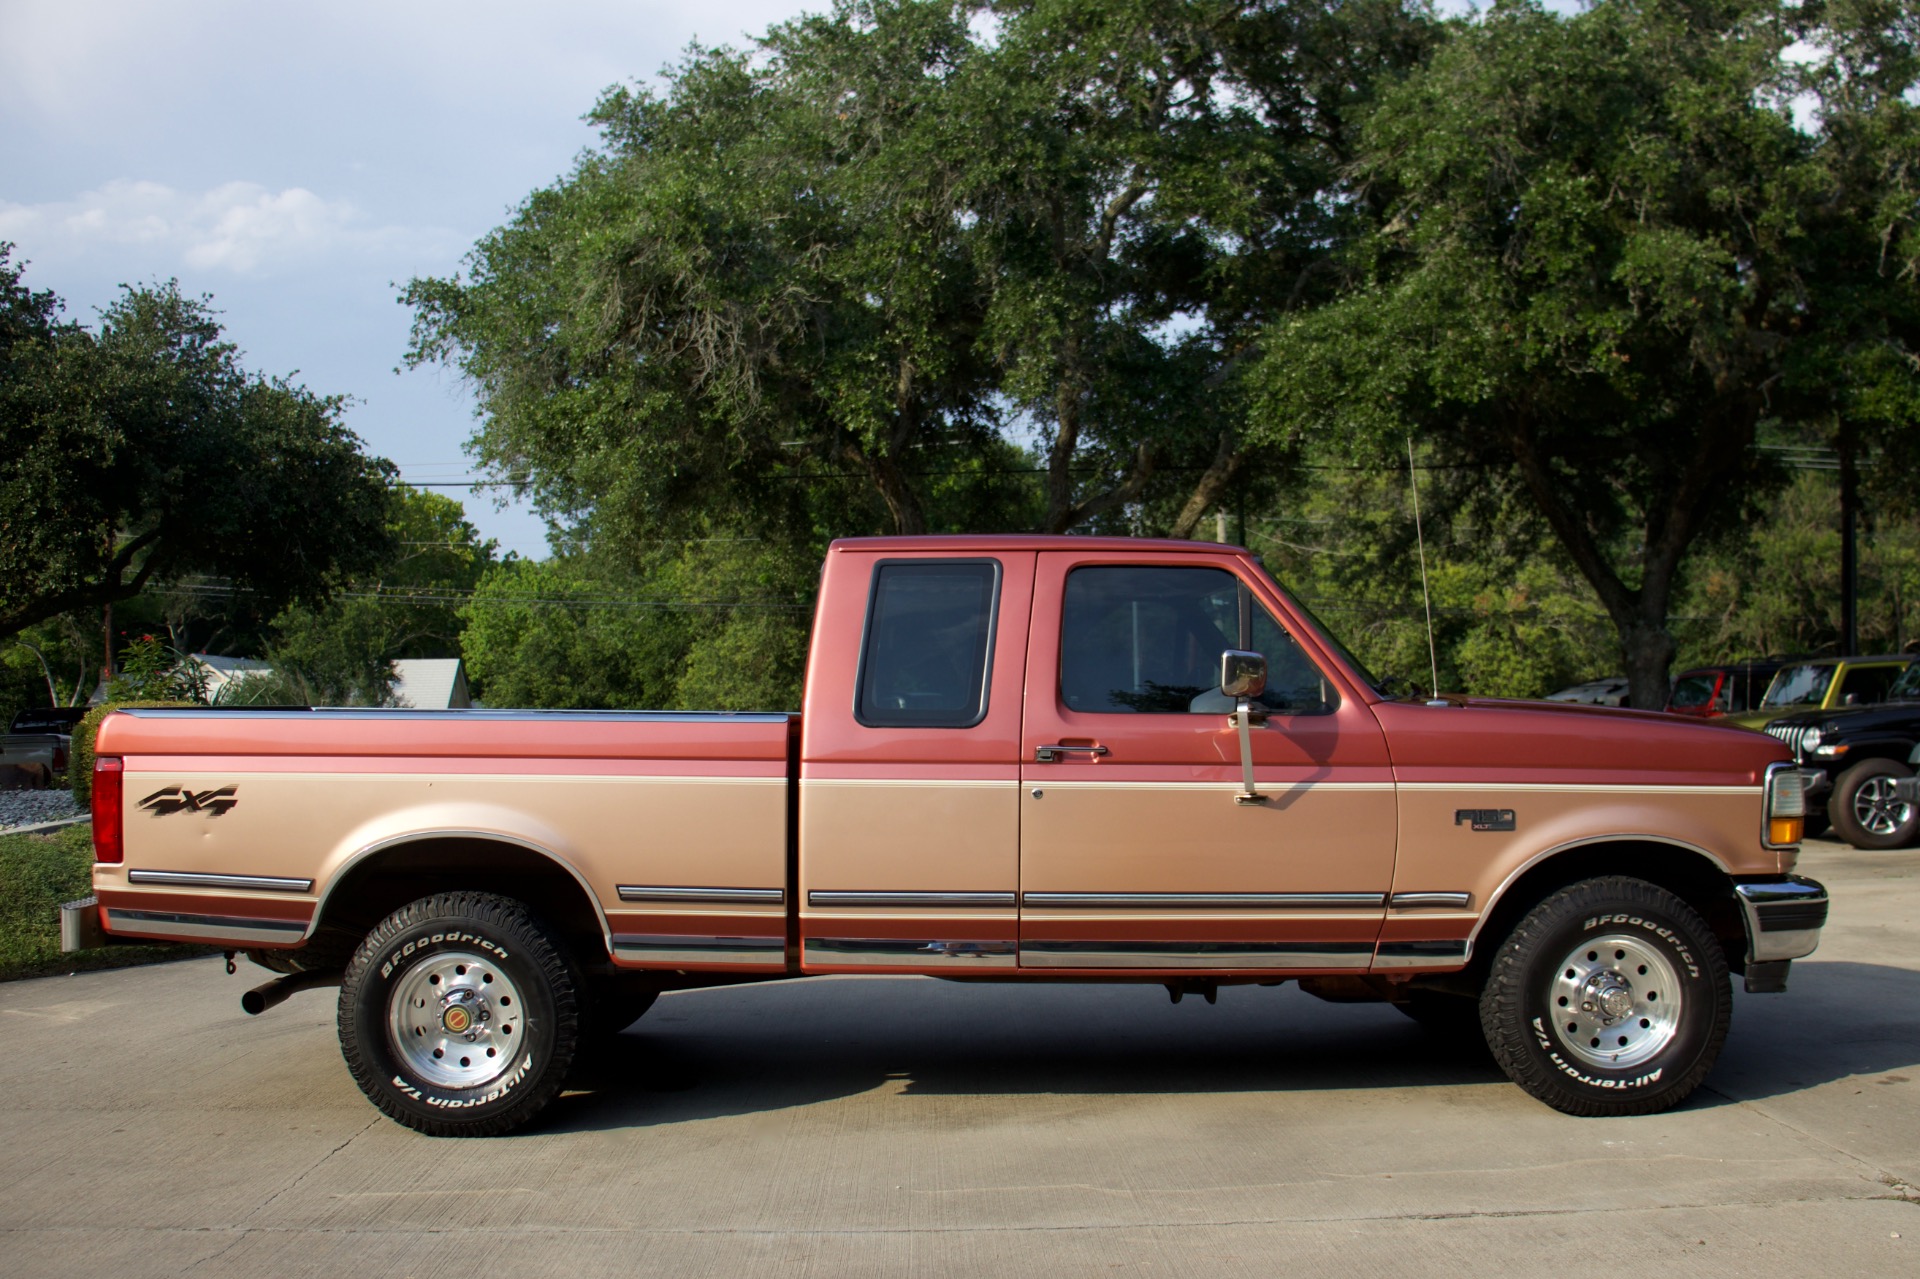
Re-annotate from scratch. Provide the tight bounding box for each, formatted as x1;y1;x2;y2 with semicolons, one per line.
1370;695;1787;786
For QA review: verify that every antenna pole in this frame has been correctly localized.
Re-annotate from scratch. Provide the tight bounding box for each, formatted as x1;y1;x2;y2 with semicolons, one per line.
1408;438;1440;697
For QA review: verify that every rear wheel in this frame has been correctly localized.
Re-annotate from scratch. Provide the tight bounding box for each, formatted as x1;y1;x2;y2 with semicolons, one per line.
1481;877;1729;1117
337;891;581;1137
1829;758;1918;850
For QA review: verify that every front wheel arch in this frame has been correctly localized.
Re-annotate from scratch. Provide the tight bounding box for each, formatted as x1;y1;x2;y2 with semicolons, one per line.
1466;840;1744;984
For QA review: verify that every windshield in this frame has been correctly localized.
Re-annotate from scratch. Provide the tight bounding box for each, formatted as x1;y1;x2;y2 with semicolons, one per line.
1669;674;1718;710
1762;663;1832;709
1250;564;1385;693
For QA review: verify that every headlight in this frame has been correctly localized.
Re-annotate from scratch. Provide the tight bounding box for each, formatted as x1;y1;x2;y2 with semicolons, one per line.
1768;766;1807;817
1803;727;1822;751
1765;764;1806;849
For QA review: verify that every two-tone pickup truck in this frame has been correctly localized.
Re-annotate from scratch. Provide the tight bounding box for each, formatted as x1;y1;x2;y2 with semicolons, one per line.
66;536;1828;1136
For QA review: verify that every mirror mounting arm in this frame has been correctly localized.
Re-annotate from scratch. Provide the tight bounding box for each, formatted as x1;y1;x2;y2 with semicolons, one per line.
1232;697;1268;805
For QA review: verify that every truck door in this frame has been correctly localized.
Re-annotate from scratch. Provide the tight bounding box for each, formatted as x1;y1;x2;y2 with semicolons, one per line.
797;549;1036;973
1018;552;1396;972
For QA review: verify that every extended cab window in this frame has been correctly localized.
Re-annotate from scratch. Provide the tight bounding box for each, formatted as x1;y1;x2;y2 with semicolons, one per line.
855;560;999;727
1060;565;1337;716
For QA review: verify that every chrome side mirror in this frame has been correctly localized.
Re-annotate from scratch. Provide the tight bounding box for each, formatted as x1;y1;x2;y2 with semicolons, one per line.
1220;650;1267;700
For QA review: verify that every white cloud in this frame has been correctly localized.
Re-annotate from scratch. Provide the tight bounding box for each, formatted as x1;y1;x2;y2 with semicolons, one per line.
0;179;451;275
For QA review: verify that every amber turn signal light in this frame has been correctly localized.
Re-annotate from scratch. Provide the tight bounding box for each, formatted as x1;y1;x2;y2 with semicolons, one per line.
1769;817;1803;847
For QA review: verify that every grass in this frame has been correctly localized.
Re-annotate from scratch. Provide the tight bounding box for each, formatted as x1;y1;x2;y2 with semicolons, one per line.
0;824;207;981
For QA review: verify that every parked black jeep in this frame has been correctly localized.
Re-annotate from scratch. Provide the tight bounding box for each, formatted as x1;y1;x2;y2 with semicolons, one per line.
1764;661;1920;848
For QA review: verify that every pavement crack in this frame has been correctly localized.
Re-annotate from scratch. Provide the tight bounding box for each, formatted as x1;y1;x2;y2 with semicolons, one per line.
1696;1082;1916;1195
177;1117;380;1273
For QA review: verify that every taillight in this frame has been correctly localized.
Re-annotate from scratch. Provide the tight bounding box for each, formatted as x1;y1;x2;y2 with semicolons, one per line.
92;756;124;864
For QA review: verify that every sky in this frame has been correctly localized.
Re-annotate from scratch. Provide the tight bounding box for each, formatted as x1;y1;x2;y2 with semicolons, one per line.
0;0;816;560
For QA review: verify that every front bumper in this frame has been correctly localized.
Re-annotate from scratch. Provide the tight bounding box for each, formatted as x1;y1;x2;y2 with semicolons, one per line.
1733;876;1829;965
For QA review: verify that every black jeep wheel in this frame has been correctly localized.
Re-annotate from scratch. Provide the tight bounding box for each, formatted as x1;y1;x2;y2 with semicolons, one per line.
1829;758;1919;850
337;892;581;1137
1481;877;1729;1117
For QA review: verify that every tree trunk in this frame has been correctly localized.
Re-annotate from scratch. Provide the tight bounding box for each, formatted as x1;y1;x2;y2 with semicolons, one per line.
1619;616;1676;713
1167;432;1244;539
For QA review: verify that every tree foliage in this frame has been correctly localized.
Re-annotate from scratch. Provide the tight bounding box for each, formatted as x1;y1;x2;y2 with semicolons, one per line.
0;247;396;644
1252;0;1920;707
405;0;1438;551
220;488;497;706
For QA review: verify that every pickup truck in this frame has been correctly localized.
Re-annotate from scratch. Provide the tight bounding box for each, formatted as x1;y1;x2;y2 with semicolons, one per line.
67;536;1828;1137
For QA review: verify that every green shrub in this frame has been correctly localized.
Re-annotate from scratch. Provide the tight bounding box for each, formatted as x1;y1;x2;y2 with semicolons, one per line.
69;701;197;805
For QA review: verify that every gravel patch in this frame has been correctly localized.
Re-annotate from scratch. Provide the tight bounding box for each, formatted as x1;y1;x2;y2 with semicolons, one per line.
0;790;85;834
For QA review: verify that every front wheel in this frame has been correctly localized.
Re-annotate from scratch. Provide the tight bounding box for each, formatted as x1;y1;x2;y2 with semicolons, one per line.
1829;758;1918;850
1481;877;1729;1117
337;892;582;1137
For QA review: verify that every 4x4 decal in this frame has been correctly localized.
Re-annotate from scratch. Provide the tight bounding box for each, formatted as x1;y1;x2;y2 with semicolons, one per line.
139;785;239;818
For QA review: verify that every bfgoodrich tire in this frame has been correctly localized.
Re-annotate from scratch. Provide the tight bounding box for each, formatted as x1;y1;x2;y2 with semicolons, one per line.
337;892;582;1137
1481;877;1730;1117
1829;758;1919;850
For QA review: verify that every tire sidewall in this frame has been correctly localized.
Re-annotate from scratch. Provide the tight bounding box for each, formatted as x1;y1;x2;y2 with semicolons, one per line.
343;906;564;1127
1833;758;1917;850
1504;891;1725;1104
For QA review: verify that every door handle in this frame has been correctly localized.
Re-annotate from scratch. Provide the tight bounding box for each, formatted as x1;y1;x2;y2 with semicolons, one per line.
1034;743;1109;763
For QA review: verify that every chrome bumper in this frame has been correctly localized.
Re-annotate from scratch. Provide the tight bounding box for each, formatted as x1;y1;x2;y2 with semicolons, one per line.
1733;877;1829;965
59;896;106;951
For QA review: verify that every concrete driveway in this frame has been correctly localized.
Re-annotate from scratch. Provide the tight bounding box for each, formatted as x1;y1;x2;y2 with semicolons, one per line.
3;839;1915;1277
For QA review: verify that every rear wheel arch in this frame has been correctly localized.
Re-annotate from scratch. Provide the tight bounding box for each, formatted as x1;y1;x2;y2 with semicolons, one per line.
300;834;613;973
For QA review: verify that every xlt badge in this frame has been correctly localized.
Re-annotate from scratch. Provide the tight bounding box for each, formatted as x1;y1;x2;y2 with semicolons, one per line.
1455;808;1515;832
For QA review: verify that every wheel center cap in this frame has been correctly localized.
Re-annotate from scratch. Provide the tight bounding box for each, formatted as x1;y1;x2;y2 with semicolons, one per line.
1594;979;1635;1021
440;993;480;1035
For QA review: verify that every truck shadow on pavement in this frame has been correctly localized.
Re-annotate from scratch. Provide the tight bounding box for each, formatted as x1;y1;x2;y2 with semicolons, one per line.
536;960;1920;1135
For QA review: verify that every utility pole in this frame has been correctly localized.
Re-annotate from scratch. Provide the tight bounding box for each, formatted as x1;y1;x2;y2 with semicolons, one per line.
1839;421;1860;655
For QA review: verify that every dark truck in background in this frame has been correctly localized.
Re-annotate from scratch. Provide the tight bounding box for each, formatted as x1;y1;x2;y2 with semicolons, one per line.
0;706;85;790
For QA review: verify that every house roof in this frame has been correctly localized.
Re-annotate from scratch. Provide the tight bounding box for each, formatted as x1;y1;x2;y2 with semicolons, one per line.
392;658;470;709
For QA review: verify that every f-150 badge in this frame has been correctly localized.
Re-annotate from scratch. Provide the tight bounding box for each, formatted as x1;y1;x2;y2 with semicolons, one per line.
139;785;239;818
1454;808;1516;832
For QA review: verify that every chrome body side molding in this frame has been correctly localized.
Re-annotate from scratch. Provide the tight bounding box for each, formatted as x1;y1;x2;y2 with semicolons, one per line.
1020;892;1386;909
1388;891;1472;909
618;885;785;905
105;908;306;947
611;934;785;966
127;869;314;893
807;891;1017;908
1017;940;1374;969
805;937;1017;967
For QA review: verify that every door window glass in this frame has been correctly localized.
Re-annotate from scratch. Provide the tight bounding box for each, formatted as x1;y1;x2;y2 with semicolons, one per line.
1060;565;1337;716
1837;663;1904;707
855;560;999;727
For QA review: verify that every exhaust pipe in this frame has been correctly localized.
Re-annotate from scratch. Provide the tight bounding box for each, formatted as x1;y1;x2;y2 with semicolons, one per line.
241;969;342;1015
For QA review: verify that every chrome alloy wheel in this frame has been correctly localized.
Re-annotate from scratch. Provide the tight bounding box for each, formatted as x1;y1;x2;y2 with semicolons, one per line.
387;950;525;1089
1851;775;1914;837
1547;933;1682;1070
